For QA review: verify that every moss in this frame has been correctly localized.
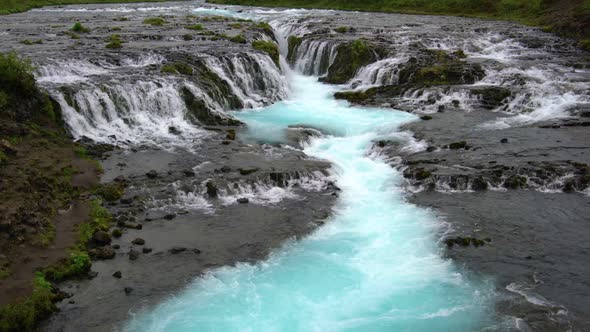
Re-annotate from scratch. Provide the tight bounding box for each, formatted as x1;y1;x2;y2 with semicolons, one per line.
105;34;123;49
229;34;247;43
182;34;193;41
333;90;375;104
580;39;590;51
415;169;432;180
42;251;90;282
185;24;204;31
110;26;121;31
143;17;166;26
20;39;43;45
71;22;90;33
334;26;349;33
453;49;467;58
251;40;279;67
504;175;527;189
94;183;124;202
161;62;194;75
228;22;243;29
251;21;273;35
77;199;111;247
287;35;302;63
322;39;385;84
0;273;57;331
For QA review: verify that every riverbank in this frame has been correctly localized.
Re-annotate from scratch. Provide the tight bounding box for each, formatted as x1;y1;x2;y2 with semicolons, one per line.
207;0;590;50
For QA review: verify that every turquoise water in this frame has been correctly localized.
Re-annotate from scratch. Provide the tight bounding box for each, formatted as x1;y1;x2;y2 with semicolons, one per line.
123;73;493;331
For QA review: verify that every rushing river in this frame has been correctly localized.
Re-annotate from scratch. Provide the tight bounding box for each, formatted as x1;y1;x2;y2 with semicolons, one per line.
123;61;494;331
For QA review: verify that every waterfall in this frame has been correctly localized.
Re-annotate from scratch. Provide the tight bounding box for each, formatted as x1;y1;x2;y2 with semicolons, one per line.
38;52;289;147
293;39;339;76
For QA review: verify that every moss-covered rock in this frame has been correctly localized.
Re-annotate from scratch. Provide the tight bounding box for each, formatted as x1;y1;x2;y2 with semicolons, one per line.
251;40;280;67
287;36;302;64
398;49;484;86
321;40;386;84
471;86;512;109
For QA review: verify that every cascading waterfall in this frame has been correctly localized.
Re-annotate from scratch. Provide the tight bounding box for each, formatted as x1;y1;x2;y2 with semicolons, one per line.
39;52;289;146
122;18;496;332
293;39;339;76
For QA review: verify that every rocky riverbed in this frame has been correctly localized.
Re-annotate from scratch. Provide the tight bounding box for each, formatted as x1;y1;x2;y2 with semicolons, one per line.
0;1;589;331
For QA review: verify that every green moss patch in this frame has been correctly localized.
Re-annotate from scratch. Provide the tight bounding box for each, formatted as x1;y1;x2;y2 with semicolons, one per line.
251;40;279;67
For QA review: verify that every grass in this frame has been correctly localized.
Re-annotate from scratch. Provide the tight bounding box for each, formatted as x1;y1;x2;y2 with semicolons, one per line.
20;39;43;45
0;52;37;110
207;0;590;43
105;34;123;49
71;22;90;33
143;17;166;26
0;0;187;15
185;24;204;31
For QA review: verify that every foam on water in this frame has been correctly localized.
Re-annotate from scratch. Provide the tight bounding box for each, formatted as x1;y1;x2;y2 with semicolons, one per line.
123;73;494;331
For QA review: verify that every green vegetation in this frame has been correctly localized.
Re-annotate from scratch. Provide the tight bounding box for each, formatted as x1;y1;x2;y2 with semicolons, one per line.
229;34;247;43
71;22;90;33
0;273;56;331
0;52;37;111
334;26;349;33
322;39;384;84
251;21;273;35
287;35;302;63
0;0;182;15
161;62;194;75
143;17;166;26
185;24;204;31
207;0;590;44
20;39;43;45
78;199;111;246
183;33;193;41
64;31;80;39
93;182;124;202
251;40;279;66
105;34;123;49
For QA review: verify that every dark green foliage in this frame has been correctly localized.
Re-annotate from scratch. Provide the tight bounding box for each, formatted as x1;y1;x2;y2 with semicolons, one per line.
251;21;273;35
334;90;375;103
182;34;194;41
71;22;90;33
449;141;467;150
0;52;37;111
251;40;280;66
143;17;166;26
334;26;349;33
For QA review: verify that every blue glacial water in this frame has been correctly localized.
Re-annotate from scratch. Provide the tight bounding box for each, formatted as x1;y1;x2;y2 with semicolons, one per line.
123;72;494;331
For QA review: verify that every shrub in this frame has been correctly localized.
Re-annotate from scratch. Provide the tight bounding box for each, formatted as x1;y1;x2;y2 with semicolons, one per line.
0;52;36;101
251;40;279;66
71;22;90;33
143;17;166;26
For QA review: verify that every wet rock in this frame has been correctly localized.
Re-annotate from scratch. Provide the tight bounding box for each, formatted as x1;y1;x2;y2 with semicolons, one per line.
120;197;133;205
124;287;133;295
112;271;122;279
501;138;509;144
146;170;158;179
182;170;195;177
471;86;512;109
239;168;258;175
131;238;145;245
471;177;488;191
420;115;433;120
91;230;111;246
128;249;140;260
87;271;98;279
448;141;467;150
89;245;115;260
237;197;249;204
124;222;142;230
170;247;186;254
142;247;152;254
168;126;181;135
163;213;176;220
504;175;527;189
321;40;386;84
0;139;19;156
113;175;126;183
206;181;218;198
